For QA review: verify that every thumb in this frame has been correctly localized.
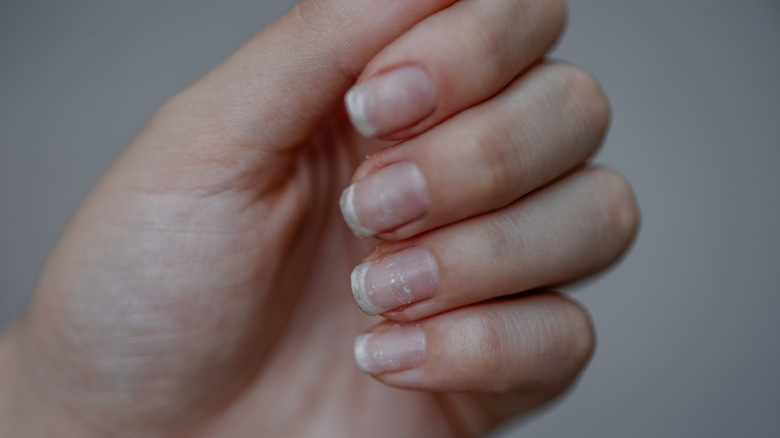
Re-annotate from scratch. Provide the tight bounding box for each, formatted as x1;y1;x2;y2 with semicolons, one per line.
144;0;455;171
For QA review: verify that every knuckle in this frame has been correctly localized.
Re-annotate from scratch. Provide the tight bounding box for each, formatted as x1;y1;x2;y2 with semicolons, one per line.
470;128;526;207
466;0;567;83
560;65;612;137
547;0;569;34
459;300;597;394
446;118;525;209
479;210;526;271
533;298;596;395
589;168;641;245
460;313;507;383
560;299;596;372
525;0;568;41
291;2;356;78
532;297;596;393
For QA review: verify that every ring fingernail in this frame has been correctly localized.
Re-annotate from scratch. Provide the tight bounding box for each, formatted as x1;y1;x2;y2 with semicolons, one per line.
340;162;431;237
354;325;426;374
351;246;439;315
345;66;436;137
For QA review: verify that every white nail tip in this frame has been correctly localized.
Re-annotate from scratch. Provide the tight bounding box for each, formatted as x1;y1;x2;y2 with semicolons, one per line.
354;333;377;374
351;263;381;315
340;185;377;238
345;85;378;138
353;328;426;375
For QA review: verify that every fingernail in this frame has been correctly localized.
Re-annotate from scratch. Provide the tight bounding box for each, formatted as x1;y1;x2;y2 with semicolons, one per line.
340;162;430;237
354;325;426;374
345;66;436;137
351;247;438;315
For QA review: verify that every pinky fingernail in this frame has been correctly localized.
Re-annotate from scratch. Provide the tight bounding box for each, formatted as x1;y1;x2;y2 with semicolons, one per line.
354;326;426;374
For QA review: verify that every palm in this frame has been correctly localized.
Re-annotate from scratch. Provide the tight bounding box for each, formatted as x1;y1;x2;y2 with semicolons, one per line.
27;109;493;436
210;114;495;437
187;112;500;437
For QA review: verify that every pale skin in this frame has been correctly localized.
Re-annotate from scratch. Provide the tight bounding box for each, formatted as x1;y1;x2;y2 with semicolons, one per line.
0;0;639;436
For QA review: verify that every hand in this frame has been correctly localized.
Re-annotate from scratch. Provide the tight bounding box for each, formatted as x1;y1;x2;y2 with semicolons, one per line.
0;0;639;436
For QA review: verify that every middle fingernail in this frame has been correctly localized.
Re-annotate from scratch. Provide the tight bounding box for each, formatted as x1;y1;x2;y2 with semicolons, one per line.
340;161;431;237
351;246;439;315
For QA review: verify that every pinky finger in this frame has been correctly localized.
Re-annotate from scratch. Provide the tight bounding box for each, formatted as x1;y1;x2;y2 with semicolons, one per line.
354;292;594;394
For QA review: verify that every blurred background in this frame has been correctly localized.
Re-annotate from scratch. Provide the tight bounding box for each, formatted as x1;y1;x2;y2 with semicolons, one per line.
1;0;778;436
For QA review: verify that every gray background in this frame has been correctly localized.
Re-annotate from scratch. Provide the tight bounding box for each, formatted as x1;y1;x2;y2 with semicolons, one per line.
1;0;778;436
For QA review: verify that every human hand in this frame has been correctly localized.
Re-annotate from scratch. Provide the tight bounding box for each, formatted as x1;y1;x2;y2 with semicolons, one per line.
0;0;638;436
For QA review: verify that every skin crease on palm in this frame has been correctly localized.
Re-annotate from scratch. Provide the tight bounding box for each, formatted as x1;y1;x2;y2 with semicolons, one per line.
0;0;640;437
